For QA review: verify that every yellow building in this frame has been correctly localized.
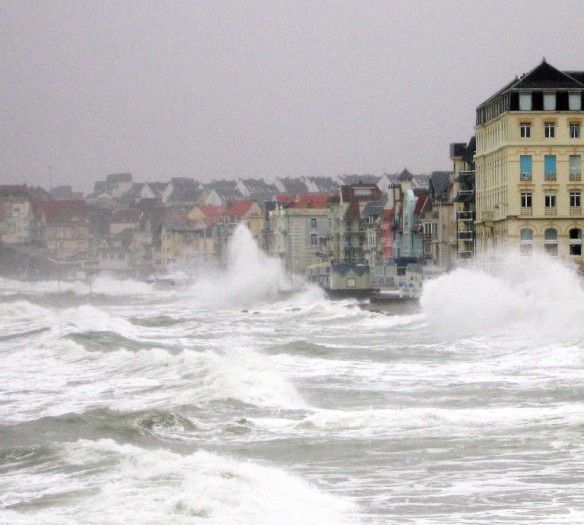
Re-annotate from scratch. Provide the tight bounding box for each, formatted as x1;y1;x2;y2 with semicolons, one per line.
474;60;584;264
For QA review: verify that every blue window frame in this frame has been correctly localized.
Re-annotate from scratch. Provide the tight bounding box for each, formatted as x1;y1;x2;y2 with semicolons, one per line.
520;155;532;180
545;155;556;180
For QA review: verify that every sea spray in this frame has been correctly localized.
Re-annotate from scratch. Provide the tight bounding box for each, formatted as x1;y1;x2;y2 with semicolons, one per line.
421;251;584;341
186;224;307;308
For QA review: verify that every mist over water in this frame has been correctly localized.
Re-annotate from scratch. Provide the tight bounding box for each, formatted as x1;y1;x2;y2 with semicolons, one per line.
2;233;584;524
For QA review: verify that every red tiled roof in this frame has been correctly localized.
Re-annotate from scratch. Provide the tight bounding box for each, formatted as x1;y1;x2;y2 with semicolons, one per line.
199;200;255;220
289;193;331;209
42;200;89;223
227;200;253;217
275;194;296;203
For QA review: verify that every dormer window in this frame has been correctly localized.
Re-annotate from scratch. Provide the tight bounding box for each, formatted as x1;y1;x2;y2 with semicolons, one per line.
519;92;532;111
569;93;582;111
543;92;556;111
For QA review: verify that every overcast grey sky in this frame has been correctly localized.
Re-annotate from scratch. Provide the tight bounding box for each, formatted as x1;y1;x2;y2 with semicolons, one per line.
1;0;583;192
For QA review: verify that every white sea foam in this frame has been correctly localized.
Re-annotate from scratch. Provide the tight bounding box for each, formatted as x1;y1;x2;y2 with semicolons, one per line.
0;337;304;423
0;439;360;525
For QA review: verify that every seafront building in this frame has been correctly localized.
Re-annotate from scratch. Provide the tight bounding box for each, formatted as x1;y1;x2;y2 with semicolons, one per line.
473;59;584;265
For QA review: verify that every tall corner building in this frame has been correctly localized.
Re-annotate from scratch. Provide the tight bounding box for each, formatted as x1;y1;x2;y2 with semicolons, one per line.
474;59;584;264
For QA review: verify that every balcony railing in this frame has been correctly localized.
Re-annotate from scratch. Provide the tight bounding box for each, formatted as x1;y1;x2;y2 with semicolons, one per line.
544;172;557;181
570;172;582;181
570;206;582;216
545;207;557;215
520;173;532;181
520;207;533;216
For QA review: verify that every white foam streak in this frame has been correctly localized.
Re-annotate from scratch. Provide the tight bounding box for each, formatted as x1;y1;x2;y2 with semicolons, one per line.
292;403;584;438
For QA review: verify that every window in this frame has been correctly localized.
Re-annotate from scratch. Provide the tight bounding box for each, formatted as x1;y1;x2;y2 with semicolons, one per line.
570;122;581;138
521;192;532;215
310;217;317;228
520;122;531;138
310;233;318;246
569;229;582;256
544;155;556;180
544;92;556;110
544;228;558;256
544;122;555;138
519;93;532;111
570;155;582;181
519;155;532;180
570;191;581;208
520;228;533;256
545;193;557;215
569;93;582;111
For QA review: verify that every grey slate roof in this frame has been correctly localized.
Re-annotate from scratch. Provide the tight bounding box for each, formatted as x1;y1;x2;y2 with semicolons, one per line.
360;197;388;220
429;171;451;201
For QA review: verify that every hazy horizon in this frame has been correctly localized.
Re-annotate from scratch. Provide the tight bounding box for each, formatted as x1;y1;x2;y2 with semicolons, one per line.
2;0;583;193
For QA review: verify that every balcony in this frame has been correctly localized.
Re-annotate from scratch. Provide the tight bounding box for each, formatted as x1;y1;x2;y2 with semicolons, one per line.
570;172;582;181
454;189;474;203
520;173;532;181
571;206;582;216
545;207;557;216
456;170;475;182
520;207;533;216
544;172;557;181
457;211;475;221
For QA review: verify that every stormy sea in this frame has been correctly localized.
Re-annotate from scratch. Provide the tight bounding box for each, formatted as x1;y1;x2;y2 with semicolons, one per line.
2;225;584;524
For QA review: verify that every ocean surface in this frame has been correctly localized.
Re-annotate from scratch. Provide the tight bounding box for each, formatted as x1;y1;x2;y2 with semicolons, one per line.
2;226;584;524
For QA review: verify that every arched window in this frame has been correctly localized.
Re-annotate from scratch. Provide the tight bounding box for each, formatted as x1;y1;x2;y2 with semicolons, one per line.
544;228;558;256
569;228;582;256
519;228;533;256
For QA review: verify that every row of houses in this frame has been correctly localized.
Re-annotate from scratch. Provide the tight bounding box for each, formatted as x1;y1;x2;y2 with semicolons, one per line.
0;170;434;284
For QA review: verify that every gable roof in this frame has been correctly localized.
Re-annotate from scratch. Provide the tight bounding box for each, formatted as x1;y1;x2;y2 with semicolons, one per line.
111;208;142;224
276;177;309;194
